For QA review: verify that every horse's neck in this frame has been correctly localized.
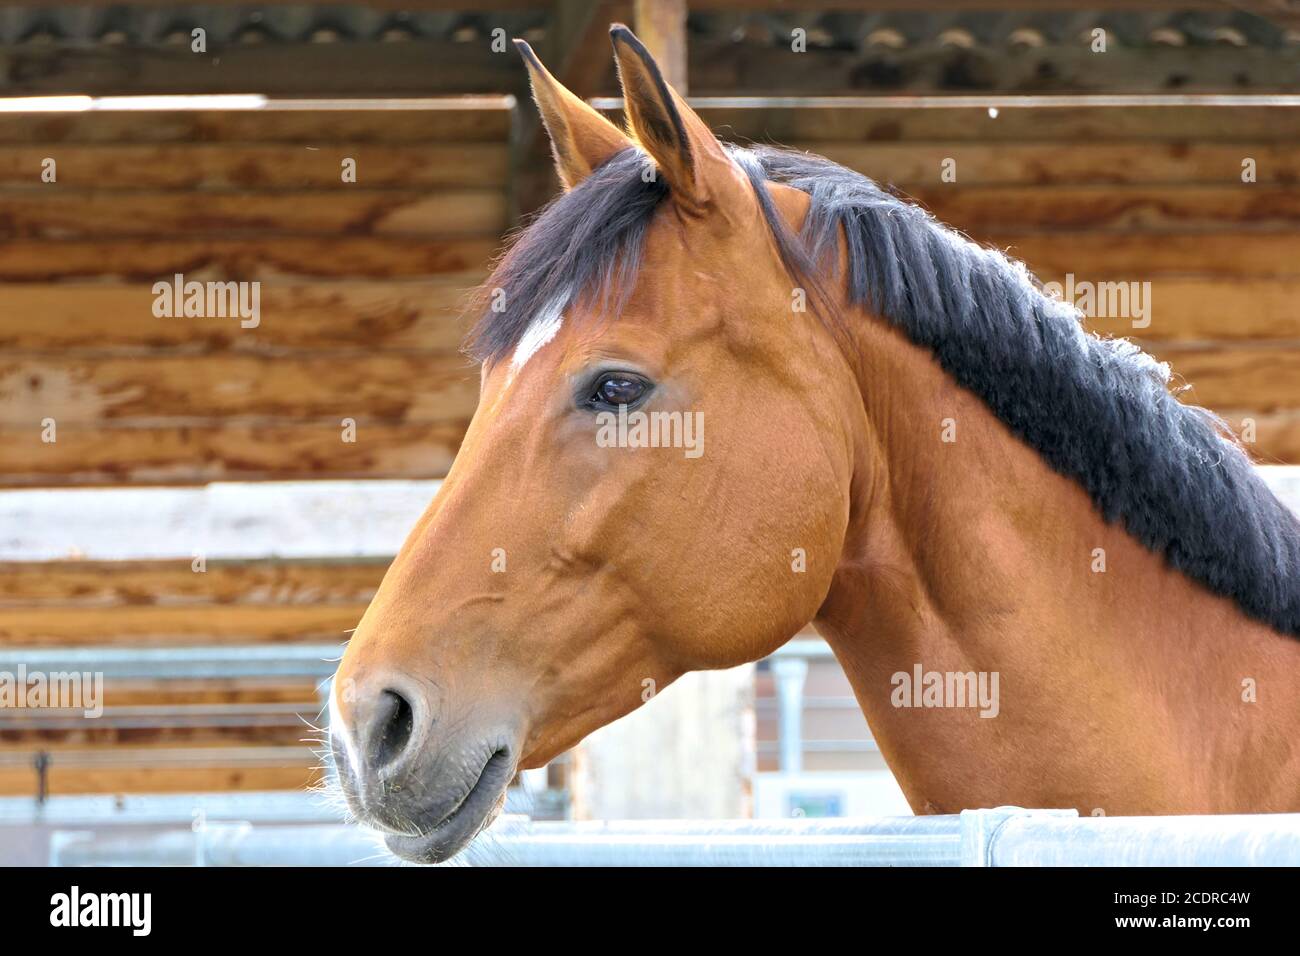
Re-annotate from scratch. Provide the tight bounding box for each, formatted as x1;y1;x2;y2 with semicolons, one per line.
813;310;1300;814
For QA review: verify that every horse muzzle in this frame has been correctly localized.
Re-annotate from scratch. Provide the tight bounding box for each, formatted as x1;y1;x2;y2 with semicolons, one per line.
328;673;519;863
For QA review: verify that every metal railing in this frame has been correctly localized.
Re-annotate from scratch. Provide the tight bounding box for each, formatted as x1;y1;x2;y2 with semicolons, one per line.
45;807;1300;867
0;644;343;681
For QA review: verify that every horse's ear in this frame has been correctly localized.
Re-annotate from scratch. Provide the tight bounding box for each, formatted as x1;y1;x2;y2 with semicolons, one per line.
609;24;745;215
514;39;632;190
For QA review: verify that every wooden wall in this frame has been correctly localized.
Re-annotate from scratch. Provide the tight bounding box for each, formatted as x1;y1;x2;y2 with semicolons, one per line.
0;102;508;487
5;99;1297;490
3;96;1298;796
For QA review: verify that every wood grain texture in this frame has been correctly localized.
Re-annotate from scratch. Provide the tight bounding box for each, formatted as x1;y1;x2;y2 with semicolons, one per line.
808;142;1297;186
1081;278;1300;341
0;421;467;484
0;279;481;351
0;353;479;423
0;749;322;801
690;104;1300;143
0;106;512;145
0;604;366;646
1009;232;1300;278
0;143;508;188
1161;346;1300;412
0;190;508;239
906;186;1300;232
0;559;387;606
0;237;497;280
0;770;320;796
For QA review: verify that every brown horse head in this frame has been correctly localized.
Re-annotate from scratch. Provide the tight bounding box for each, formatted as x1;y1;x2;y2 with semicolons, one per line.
329;26;857;861
332;26;1300;859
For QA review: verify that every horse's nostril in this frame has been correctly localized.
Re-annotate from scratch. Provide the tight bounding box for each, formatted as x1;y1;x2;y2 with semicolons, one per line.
371;688;415;769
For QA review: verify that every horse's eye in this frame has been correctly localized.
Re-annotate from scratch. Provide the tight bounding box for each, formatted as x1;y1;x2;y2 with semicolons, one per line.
590;373;649;408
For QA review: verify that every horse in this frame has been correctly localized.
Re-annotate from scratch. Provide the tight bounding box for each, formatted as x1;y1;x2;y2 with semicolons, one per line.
329;24;1300;863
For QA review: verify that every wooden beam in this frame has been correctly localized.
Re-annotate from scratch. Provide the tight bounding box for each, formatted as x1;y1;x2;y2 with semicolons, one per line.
0;237;497;281
904;186;1300;233
0;40;523;98
0;353;480;423
802;142;1300;186
1007;232;1300;278
0;279;481;352
512;1;630;218
0;103;513;145
634;0;688;93
0;747;321;797
0;559;387;607
1079;278;1300;341
606;100;1300;143
0;422;465;485
551;1;627;97
0;143;508;188
681;42;1300;97
0;191;507;239
0;604;366;646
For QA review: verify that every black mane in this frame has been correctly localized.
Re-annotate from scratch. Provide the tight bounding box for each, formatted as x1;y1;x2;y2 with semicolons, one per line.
466;144;1300;638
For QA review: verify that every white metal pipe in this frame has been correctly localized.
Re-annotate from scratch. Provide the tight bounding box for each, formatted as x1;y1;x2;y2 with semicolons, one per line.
52;825;391;868
0;790;342;826
46;809;1300;868
0;644;343;680
770;656;809;774
986;810;1300;867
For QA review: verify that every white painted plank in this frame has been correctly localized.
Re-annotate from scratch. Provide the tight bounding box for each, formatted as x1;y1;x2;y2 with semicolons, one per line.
0;479;438;561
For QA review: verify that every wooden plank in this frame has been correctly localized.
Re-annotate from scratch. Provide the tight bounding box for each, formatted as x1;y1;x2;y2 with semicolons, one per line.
0;143;508;188
635;0;689;93
683;103;1300;143
0;279;480;352
687;44;1300;98
0;604;367;646
0;237;497;280
0;354;478;423
1081;278;1300;341
690;0;1295;11
0;105;512;145
553;1;628;98
0;760;320;796
0;710;314;748
0;422;466;485
0;480;435;560
1161;346;1300;411
1225;410;1300;465
0;190;508;239
803;142;1298;186
0;559;386;607
1008;233;1300;278
0;41;522;98
906;186;1300;232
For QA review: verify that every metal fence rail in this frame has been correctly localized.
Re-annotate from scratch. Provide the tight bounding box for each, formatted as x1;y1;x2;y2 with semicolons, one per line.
46;807;1300;867
0;644;343;681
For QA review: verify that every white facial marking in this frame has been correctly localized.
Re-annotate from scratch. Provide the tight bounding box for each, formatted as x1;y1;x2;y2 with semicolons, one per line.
510;294;567;373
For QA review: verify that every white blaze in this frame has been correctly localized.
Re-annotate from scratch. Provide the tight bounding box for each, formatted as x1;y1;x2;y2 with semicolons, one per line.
510;294;567;372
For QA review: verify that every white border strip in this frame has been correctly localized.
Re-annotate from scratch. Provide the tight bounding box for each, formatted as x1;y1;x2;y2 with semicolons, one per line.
0;479;439;561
